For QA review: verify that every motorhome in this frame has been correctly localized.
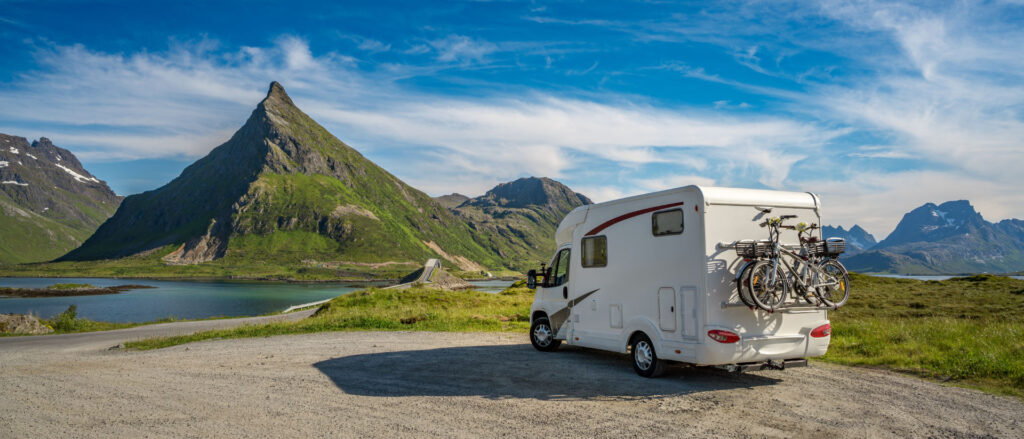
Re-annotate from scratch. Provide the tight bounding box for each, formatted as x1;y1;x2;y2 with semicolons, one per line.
527;185;832;377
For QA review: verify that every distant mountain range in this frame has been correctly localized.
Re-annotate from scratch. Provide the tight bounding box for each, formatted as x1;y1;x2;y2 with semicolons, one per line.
56;82;587;273
0;135;121;263
821;225;877;257
830;200;1024;275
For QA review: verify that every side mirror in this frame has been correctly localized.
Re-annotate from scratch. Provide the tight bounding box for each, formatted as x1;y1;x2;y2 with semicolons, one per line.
526;269;537;289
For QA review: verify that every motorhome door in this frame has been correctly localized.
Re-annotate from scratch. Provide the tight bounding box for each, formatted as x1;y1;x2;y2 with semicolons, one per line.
540;247;573;337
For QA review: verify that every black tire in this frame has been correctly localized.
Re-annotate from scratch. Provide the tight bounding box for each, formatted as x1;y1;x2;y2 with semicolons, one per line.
747;260;788;312
737;262;757;307
816;259;851;309
530;317;560;351
629;333;665;377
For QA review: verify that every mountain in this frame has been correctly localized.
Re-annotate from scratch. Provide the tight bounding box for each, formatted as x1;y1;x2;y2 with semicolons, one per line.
844;200;1024;274
821;224;877;257
61;82;506;271
0;134;121;264
447;177;591;271
434;193;469;209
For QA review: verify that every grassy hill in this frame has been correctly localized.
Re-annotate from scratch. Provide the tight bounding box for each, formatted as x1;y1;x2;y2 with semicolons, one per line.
47;82;506;277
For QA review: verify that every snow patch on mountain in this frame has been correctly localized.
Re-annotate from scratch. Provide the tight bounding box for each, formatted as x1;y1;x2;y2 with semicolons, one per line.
2;180;29;186
8;146;19;154
55;163;100;183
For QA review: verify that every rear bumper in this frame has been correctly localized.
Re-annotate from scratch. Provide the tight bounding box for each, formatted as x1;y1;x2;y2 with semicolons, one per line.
660;332;829;366
715;358;808;373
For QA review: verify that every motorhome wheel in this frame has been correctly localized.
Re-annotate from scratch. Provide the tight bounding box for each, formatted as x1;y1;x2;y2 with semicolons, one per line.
630;333;665;377
530;317;560;352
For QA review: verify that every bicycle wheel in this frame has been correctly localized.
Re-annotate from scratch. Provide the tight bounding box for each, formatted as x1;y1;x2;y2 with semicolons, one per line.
816;259;850;308
737;262;757;308
747;260;788;311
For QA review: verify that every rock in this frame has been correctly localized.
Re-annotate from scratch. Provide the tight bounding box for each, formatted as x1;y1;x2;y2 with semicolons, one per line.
0;314;54;335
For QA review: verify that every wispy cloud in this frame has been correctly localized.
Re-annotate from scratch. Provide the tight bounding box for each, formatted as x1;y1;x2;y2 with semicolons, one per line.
428;35;498;63
0;36;836;197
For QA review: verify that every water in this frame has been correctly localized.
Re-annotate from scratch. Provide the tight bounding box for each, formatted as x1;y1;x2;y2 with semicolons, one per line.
468;279;517;293
0;277;517;323
0;278;377;323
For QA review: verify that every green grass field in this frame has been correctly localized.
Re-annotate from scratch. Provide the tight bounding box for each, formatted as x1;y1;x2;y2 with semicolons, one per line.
126;284;534;349
820;273;1024;398
120;274;1024;399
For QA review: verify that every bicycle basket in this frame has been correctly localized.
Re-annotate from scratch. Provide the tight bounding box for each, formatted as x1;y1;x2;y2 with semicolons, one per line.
735;240;772;258
825;238;846;255
806;241;827;256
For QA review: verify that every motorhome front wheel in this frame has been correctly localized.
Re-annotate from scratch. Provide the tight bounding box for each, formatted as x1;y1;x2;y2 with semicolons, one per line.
530;317;560;352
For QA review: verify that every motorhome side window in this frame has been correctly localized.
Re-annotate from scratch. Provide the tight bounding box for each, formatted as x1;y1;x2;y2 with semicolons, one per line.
550;248;570;286
652;209;684;236
581;236;607;268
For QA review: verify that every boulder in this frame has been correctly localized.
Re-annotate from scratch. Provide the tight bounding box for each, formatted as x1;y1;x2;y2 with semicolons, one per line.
0;313;54;335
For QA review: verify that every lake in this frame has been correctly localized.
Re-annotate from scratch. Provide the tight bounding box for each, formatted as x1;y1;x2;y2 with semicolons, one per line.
0;277;515;323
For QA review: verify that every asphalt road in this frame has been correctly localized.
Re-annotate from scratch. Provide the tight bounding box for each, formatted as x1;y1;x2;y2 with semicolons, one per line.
2;330;1022;438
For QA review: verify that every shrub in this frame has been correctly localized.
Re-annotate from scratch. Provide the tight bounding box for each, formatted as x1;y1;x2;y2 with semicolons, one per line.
51;305;80;331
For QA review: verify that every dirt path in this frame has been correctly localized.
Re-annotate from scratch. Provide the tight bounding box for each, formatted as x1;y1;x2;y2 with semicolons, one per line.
0;308;315;353
2;331;1021;438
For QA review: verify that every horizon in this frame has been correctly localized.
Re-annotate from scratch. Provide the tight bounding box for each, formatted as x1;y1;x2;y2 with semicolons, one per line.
2;1;1023;238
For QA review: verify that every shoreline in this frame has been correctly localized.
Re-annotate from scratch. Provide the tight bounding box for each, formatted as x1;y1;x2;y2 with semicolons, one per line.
0;284;156;298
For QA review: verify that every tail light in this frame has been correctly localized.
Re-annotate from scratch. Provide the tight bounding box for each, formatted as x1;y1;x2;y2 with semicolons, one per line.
810;323;831;338
707;329;740;344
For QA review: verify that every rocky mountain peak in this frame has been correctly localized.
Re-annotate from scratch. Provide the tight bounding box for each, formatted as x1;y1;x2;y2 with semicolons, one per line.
877;199;988;250
467;177;592;211
261;81;296;113
822;224;877;256
434;193;470;209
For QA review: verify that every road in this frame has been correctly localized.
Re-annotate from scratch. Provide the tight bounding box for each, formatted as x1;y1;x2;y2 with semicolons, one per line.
0;308;315;353
2;331;1022;438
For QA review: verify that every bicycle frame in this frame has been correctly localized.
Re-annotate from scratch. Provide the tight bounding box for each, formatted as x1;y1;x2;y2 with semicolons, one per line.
764;227;839;297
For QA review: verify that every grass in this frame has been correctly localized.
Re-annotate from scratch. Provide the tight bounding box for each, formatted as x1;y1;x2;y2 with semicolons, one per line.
820;273;1024;398
126;283;535;350
37;305;138;334
0;244;418;282
47;283;96;290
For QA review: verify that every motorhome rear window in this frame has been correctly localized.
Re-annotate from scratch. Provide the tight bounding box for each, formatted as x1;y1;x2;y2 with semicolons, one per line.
581;236;607;268
652;209;684;236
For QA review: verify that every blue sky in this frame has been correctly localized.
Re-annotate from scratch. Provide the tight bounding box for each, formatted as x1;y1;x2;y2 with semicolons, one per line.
2;0;1023;237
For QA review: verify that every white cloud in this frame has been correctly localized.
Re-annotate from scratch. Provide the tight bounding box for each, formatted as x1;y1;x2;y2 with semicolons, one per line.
428;35;498;63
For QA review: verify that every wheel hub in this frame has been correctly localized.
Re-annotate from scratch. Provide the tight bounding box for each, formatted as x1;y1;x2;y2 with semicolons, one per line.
634;340;653;370
533;324;552;347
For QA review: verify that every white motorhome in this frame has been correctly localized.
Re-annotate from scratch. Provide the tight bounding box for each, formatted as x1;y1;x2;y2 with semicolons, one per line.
527;185;831;377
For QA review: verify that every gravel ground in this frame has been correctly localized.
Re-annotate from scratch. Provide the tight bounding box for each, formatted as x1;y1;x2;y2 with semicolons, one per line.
2;331;1022;438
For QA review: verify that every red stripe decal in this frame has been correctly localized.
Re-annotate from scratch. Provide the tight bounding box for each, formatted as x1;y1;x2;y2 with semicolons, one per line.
584;202;684;236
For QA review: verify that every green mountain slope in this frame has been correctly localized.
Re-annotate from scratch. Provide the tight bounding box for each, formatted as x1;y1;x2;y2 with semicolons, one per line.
449;177;591;271
0;135;121;263
61;82;505;272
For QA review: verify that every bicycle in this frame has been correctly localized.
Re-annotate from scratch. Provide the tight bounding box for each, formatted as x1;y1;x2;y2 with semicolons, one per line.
735;215;850;312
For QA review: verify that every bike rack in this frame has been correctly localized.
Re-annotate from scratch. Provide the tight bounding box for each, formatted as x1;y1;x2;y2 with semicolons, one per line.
720;300;831;312
717;241;802;251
